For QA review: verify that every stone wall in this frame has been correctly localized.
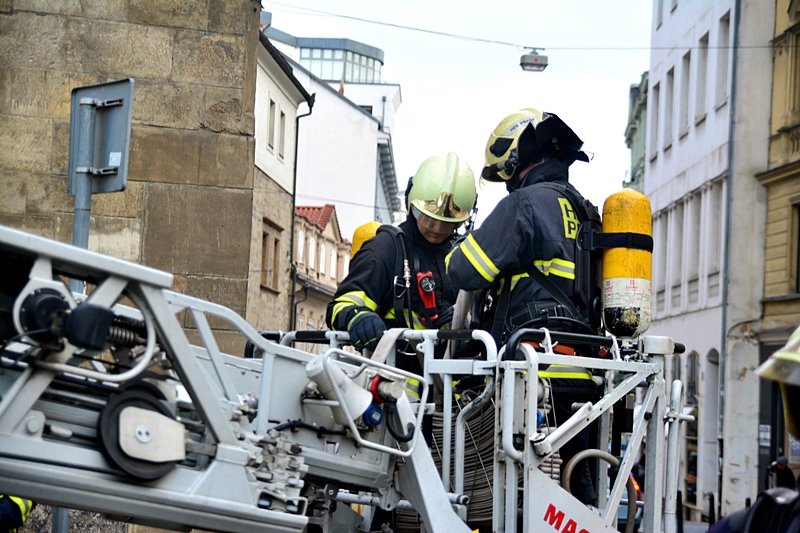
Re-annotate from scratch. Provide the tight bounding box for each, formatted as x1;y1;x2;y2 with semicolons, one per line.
0;0;269;355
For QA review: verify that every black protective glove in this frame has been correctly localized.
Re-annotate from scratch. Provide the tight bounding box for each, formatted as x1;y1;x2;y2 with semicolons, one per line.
347;311;385;352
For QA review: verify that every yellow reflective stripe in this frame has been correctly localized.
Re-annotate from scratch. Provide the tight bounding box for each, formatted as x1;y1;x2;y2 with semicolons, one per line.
509;272;529;292
549;258;575;280
331;291;379;323
458;234;500;282
533;258;575;280
384;308;425;329
405;378;421;398
8;495;32;521
539;364;592;379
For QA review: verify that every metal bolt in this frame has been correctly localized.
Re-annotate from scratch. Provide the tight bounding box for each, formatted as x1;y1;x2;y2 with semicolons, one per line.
135;425;152;443
26;417;43;434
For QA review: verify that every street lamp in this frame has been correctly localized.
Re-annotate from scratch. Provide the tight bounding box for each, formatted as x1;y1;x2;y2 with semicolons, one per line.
520;49;548;72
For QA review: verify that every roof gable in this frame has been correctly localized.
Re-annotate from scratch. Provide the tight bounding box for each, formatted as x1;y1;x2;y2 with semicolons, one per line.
295;204;344;241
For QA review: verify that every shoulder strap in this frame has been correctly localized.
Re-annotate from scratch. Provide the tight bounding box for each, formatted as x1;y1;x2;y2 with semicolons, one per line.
377;225;414;328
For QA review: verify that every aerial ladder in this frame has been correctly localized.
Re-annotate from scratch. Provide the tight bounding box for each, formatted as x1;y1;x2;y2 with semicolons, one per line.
0;224;687;533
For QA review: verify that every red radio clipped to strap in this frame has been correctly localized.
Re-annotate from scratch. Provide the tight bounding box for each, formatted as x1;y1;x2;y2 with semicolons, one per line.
416;271;438;325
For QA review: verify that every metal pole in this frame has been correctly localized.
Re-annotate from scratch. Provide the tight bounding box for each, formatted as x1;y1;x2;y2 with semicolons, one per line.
60;96;97;533
52;507;69;533
664;379;684;533
69;98;97;295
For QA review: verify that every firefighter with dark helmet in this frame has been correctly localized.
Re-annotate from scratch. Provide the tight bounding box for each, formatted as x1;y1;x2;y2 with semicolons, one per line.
446;108;600;504
708;329;800;532
446;108;595;340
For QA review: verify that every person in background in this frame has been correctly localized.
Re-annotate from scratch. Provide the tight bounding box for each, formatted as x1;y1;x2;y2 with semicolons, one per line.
771;456;798;490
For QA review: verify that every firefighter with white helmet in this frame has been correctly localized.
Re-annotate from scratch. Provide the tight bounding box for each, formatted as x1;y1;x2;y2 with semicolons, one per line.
708;329;800;532
326;152;477;532
327;152;477;353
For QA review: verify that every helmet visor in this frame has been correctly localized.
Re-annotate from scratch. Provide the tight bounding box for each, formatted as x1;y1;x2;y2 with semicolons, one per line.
414;192;470;222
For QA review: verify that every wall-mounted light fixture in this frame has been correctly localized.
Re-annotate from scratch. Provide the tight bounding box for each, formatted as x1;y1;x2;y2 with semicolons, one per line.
520;49;548;72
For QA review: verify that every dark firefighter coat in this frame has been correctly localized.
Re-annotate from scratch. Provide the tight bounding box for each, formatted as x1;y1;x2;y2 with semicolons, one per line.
0;494;32;533
326;216;458;336
446;160;591;342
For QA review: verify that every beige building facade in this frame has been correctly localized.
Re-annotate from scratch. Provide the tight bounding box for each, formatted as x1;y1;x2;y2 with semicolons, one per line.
293;204;349;353
755;0;800;480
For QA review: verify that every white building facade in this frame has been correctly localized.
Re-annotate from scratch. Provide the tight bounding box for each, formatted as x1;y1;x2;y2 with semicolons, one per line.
645;0;773;518
264;22;404;241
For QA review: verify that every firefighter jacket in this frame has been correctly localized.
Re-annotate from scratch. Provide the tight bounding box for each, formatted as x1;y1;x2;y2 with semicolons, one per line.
0;494;32;533
446;160;591;344
326;216;458;334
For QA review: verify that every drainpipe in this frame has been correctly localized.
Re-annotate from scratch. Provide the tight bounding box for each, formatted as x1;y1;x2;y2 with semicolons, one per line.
380;95;387;131
289;98;315;330
718;0;741;512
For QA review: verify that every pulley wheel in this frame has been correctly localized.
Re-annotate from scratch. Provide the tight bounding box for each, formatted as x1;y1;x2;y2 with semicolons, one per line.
98;388;178;480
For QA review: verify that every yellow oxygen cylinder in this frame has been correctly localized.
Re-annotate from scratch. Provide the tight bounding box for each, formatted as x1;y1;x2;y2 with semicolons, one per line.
350;221;382;258
601;188;652;338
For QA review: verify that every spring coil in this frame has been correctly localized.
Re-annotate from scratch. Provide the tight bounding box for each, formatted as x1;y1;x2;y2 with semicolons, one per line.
107;325;139;347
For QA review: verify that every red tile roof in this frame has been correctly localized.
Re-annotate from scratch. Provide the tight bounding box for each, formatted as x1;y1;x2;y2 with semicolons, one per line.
295;204;336;232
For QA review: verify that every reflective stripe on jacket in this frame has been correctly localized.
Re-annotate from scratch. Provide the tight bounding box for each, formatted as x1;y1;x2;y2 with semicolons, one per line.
326;218;457;332
446;161;587;339
0;494;32;532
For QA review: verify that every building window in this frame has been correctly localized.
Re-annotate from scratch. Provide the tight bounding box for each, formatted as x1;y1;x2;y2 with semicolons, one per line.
794;204;800;293
298;47;382;83
650;82;661;159
308;236;316;271
707;179;724;300
708;180;723;276
679;51;691;136
687;193;701;306
330;249;338;280
664;67;675;150
296;229;305;264
656;0;664;28
715;12;731;108
670;202;684;309
268;99;276;150
655;213;668;314
695;33;709;123
686;351;698;405
278;111;286;159
261;218;283;292
319;241;326;275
